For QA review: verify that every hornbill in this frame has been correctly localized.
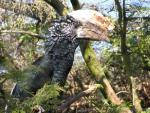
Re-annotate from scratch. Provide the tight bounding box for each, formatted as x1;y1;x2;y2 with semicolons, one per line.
11;9;113;98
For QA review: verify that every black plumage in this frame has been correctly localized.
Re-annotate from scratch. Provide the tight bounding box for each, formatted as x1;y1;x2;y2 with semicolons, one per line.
11;16;81;98
11;9;113;98
44;15;80;85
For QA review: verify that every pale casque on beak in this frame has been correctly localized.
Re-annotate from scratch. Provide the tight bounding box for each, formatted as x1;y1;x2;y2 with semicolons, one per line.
68;9;114;42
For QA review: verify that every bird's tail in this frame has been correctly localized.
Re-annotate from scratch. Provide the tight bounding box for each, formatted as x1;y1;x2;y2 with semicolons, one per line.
10;83;31;99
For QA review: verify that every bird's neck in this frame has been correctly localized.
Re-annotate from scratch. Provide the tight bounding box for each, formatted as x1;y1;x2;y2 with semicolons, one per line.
45;38;79;59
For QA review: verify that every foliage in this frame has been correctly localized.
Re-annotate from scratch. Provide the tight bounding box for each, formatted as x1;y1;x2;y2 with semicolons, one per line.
11;84;62;113
33;84;62;110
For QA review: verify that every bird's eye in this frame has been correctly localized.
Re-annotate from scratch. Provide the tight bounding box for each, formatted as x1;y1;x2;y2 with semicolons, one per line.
61;23;66;28
55;26;61;32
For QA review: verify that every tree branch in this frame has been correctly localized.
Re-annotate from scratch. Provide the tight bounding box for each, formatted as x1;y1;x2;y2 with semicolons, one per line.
114;0;123;28
0;0;53;22
70;0;81;10
44;0;68;16
127;16;150;21
0;30;44;39
58;84;101;112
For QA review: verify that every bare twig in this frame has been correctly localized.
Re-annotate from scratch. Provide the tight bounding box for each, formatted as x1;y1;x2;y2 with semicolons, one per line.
14;39;24;56
116;90;129;95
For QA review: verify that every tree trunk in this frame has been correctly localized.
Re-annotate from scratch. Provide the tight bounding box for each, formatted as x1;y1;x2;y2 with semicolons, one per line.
114;0;131;74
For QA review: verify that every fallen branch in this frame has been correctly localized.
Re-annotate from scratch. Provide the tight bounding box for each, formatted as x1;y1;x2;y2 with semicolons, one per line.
57;84;101;112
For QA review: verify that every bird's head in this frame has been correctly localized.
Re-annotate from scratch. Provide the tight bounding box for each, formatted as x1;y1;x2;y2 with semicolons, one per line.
47;9;114;43
69;9;114;42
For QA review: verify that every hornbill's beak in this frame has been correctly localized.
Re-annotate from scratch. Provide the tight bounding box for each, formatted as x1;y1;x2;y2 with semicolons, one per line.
68;9;114;42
